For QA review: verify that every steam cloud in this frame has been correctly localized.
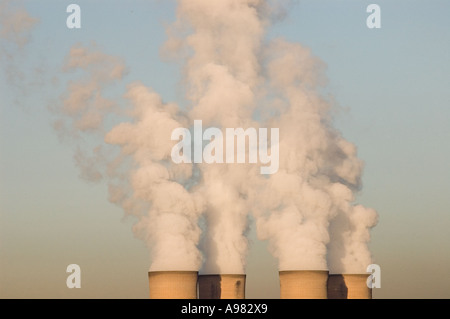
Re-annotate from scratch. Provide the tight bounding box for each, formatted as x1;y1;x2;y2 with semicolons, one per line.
0;0;39;101
5;0;378;275
249;38;378;273
0;0;38;48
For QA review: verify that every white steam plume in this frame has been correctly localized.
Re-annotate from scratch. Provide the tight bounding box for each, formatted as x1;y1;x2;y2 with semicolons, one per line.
249;38;378;272
52;43;126;182
54;43;205;271
0;0;39;103
163;0;269;274
50;0;377;275
0;0;38;48
105;82;205;271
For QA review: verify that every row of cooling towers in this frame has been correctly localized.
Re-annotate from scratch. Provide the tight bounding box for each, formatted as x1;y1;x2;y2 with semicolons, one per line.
148;271;372;299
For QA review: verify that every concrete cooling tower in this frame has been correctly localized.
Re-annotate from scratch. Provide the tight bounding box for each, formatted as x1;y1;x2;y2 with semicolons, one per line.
198;274;246;299
148;271;198;299
279;270;329;299
327;274;372;299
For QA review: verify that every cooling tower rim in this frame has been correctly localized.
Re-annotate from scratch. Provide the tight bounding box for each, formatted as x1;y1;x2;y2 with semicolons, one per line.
279;270;329;274
328;273;370;276
148;270;199;275
198;273;247;277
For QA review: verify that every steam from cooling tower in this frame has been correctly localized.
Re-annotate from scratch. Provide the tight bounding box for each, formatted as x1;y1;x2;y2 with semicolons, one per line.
163;0;269;275
248;37;378;273
0;0;40;104
47;0;377;276
0;0;38;48
104;83;205;271
159;0;377;275
53;45;205;271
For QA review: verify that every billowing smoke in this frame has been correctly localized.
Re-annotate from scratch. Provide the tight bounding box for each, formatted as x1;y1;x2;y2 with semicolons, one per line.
327;204;378;274
53;43;127;182
154;0;377;274
0;0;38;48
164;0;267;274
11;0;377;275
248;38;378;273
105;82;205;271
53;45;205;271
0;0;39;102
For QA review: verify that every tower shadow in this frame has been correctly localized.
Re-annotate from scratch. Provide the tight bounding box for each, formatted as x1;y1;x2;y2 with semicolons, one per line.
327;274;348;299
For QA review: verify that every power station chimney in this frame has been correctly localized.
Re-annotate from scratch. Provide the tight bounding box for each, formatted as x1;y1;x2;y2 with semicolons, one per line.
327;274;372;299
148;271;198;299
279;270;329;299
198;274;246;299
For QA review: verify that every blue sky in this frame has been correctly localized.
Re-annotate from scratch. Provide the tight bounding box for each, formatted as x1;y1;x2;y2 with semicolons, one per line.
1;0;450;298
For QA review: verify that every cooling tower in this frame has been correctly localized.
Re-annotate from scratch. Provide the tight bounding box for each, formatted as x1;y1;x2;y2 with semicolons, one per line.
279;270;329;299
327;274;372;299
198;274;246;299
148;271;198;299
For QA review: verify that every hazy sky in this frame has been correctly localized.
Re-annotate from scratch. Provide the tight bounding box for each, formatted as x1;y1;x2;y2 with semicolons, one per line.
1;0;450;298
